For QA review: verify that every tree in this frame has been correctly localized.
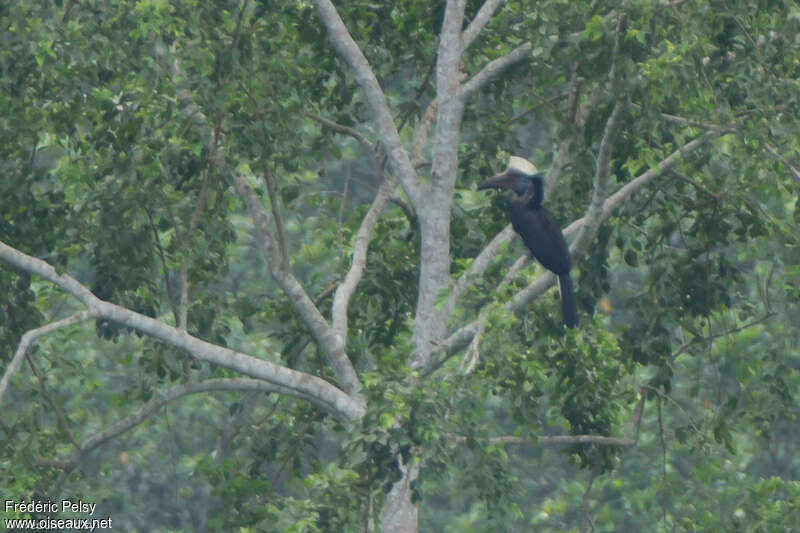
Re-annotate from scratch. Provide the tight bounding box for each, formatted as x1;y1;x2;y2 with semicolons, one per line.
2;0;799;531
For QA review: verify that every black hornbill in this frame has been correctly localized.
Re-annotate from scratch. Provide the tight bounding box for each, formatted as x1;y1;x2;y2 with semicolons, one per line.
478;156;578;328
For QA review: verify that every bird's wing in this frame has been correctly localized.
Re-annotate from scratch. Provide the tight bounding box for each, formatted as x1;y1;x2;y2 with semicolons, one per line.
511;205;572;275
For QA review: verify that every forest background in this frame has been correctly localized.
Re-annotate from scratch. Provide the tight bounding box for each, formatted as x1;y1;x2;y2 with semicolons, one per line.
1;0;799;531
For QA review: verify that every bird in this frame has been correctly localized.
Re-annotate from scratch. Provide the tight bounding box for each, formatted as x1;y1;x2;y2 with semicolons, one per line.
478;156;578;328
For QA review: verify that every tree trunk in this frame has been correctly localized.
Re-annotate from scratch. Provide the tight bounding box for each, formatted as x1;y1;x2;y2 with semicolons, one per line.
379;457;419;533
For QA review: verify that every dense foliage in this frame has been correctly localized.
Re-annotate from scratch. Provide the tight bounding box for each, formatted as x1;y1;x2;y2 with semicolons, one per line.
2;0;799;531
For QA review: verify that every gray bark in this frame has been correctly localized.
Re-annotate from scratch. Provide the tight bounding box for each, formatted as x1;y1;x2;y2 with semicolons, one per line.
0;241;365;421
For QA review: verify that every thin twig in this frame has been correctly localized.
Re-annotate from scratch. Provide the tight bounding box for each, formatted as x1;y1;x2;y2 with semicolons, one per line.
262;167;289;270
461;42;533;99
765;144;800;186
0;311;94;408
27;356;81;452
462;0;505;50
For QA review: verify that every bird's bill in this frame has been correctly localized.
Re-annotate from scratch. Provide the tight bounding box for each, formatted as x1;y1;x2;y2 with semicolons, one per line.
477;171;516;191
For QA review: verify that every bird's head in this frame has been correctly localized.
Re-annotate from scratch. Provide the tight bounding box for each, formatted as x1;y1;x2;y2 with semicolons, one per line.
478;156;540;197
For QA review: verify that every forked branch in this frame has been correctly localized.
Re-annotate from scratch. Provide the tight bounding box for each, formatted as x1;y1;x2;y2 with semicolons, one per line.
232;174;364;400
0;311;95;408
0;240;365;420
309;0;420;204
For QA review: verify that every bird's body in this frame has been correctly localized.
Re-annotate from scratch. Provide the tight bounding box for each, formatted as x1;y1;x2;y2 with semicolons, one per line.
509;177;572;276
479;157;578;328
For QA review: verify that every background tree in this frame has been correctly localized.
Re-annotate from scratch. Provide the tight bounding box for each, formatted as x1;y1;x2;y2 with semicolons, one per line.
2;0;799;531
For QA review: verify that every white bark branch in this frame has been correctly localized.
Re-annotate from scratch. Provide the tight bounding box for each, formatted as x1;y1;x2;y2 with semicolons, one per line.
582;130;720;227
570;102;625;256
0;311;95;408
307;112;376;156
411;100;437;168
78;378;323;457
765;143;800;186
628;102;736;132
309;0;420;204
379;456;420;532
411;0;470;369
461;42;533;100
232;174;364;401
448;433;638;446
442;225;515;321
332;178;393;340
447;390;645;447
179;260;189;330
0;240;365;420
462;0;505;49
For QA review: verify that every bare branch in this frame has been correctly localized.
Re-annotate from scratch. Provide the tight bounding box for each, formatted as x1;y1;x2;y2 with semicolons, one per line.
262;167;289;269
438;0;468;79
625;389;646;442
332;178;393;340
390;195;415;223
80;378;326;456
441;225;515;324
411;100;437;168
608;11;625;92
628;102;736;132
671;170;722;201
544;73;604;194
309;0;420;204
0;240;365;420
306;112;374;154
0;311;94;409
337;168;351;273
581;463;601;533
188;121;218;236
587;130;720;225
570;102;626;256
43;378;323;471
395;59;437;139
446;433;637;446
645;385;703;436
430;0;468;179
305;111;393;319
457;247;527;375
179;259;189;330
671;311;774;361
26;355;81;451
429;0;468;180
462;0;505;50
232;174;364;400
233;174;282;269
409;0;471;370
179;258;192;379
543;77;582;193
765;143;800;186
61;0;77;22
461;42;533;100
544;135;575;193
145;207;180;321
459;327;482;374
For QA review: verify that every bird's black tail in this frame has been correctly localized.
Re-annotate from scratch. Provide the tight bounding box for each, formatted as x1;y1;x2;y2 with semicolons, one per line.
558;273;578;328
